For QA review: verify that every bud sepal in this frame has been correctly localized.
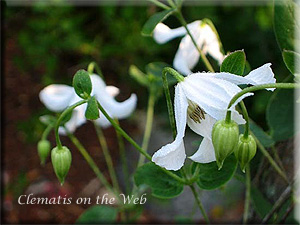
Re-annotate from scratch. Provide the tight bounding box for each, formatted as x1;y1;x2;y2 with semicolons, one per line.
212;119;239;170
51;146;72;185
234;134;257;173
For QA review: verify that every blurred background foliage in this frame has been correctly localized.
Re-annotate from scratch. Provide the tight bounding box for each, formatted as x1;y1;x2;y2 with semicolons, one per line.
4;2;289;142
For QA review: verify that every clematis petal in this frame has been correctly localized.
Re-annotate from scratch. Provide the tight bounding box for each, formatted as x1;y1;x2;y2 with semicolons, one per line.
180;74;252;120
90;74;107;96
39;84;74;112
174;85;189;139
189;138;216;163
152;138;186;170
153;21;200;44
187;113;216;139
106;85;120;97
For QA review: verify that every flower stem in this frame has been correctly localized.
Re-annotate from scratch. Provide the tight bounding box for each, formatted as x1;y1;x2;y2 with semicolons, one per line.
96;101;185;184
137;90;156;167
162;67;184;139
252;133;289;184
87;61;104;79
227;83;300;110
94;124;121;195
239;101;249;138
55;100;87;149
243;165;251;224
41;124;53;140
189;184;210;223
175;11;215;72
114;119;130;195
148;0;171;10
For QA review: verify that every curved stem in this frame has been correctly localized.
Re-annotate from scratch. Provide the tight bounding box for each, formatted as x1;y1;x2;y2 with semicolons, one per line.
175;11;215;72
239;101;249;138
87;61;104;79
114;119;130;195
137;90;156;167
162;67;184;139
94;124;121;194
227;83;300;110
42;124;53;140
189;184;210;223
96;101;185;184
243;165;251;224
55;100;87;148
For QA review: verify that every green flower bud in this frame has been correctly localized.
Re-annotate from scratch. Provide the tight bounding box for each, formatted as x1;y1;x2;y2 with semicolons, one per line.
51;146;72;185
37;140;51;166
212;119;239;170
234;134;257;173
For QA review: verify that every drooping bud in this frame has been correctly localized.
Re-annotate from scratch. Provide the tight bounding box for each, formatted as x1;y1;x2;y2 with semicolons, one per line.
234;134;257;173
37;140;51;166
212;119;239;169
51;146;72;185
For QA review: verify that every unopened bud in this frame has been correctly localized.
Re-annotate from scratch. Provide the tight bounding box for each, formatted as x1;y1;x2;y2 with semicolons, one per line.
234;134;257;172
212;119;239;169
51;146;72;185
37;140;51;165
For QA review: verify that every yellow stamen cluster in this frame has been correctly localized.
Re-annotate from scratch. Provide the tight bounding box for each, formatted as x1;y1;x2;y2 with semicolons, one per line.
187;100;205;123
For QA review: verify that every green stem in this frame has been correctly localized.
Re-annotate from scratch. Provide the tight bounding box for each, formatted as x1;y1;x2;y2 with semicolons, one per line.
114;119;130;195
189;184;210;223
42;124;53;140
87;61;104;79
162;67;184;139
94;124;121;195
55;100;87;148
96;101;185;184
243;165;251;224
239;101;249;138
66;131;117;198
252;133;289;184
227;83;300;110
148;0;171;10
167;0;176;8
175;11;215;72
137;90;156;167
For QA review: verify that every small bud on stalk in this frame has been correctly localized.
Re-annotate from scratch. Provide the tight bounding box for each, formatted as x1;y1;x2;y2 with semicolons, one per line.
234;134;257;172
51;146;72;185
212;119;239;170
37;140;51;165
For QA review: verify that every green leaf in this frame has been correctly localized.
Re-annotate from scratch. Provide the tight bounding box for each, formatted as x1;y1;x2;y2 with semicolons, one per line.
146;62;176;86
76;206;118;224
196;154;237;190
273;0;299;51
39;115;56;126
249;120;274;148
220;50;246;75
73;69;92;99
134;162;184;199
266;88;295;141
251;187;273;219
141;9;175;36
85;96;99;120
282;49;300;75
129;65;149;87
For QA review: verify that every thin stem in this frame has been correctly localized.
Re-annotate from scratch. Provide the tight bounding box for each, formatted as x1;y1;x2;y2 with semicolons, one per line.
55;100;87;148
189;184;210;223
66;130;117;198
252;133;289;184
148;0;171;10
41;124;53;140
239;101;249;138
243;165;251;224
227;83;300;110
175;11;215;72
96;101;185;184
94;124;121;195
167;0;176;8
137;90;156;167
271;145;286;172
162;67;184;139
87;61;104;79
114;119;130;195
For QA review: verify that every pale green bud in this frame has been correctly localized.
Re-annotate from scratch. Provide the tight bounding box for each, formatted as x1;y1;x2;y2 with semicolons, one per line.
51;146;72;185
37;140;51;165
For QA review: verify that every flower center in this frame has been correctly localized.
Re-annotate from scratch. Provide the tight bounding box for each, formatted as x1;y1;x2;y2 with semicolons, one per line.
187;100;206;123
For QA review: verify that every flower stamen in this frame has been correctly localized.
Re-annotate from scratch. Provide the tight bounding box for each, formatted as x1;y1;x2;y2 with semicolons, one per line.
187;100;205;123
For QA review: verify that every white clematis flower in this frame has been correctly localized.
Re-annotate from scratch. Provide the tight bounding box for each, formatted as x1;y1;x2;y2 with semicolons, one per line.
152;63;276;171
39;74;137;135
153;20;224;75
